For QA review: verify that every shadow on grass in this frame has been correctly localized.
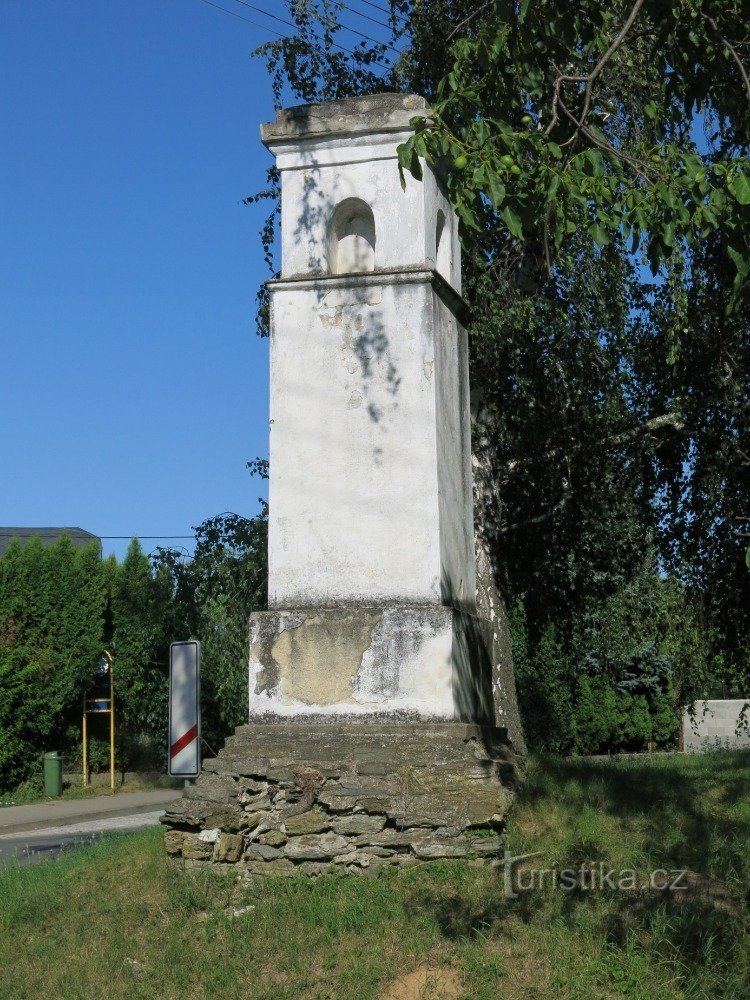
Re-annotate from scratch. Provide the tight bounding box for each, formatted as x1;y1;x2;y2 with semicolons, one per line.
404;752;749;994
519;750;750;876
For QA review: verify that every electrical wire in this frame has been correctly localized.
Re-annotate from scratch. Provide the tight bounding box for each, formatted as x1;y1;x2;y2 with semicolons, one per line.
197;0;285;38
342;1;403;33
230;0;403;54
231;0;312;32
100;513;263;541
196;0;395;67
352;0;410;27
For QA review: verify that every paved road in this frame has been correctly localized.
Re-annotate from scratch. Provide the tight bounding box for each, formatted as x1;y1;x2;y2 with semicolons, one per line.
0;811;167;867
0;788;182;836
0;788;184;867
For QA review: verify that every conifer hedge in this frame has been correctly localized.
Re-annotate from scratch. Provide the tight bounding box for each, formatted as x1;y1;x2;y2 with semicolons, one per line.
0;535;174;789
0;536;106;788
0;517;267;793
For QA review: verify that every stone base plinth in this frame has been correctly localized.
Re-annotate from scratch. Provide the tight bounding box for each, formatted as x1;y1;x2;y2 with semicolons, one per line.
161;722;522;876
249;605;525;746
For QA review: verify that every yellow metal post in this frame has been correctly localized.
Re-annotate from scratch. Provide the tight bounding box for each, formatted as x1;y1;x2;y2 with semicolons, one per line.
104;650;115;793
82;651;115;792
82;702;88;787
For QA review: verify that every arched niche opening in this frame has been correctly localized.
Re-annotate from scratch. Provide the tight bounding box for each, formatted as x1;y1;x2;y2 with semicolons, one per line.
327;198;376;275
435;209;451;282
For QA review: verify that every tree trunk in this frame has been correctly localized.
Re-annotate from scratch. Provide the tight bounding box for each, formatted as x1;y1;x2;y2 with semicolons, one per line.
472;396;527;754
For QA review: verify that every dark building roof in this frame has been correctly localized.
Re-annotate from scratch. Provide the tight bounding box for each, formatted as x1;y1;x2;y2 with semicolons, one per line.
0;527;101;558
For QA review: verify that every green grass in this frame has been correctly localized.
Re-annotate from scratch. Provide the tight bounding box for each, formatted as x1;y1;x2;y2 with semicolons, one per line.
0;751;748;1000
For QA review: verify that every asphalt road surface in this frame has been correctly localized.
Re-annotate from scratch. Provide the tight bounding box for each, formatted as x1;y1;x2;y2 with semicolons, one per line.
0;810;166;867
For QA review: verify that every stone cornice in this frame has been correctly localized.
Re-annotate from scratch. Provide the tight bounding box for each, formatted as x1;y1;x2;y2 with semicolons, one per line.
261;94;429;146
267;266;471;325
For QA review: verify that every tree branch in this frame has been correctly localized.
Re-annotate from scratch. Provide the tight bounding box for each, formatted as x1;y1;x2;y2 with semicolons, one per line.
497;411;686;533
446;2;492;43
606;411;686;447
702;13;750;107
546;0;645;138
578;0;646;125
498;411;685;481
557;96;651;181
500;464;572;534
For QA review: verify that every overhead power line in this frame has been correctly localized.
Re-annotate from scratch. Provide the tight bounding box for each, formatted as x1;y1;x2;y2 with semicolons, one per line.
230;0;403;54
99;535;196;539
231;0;310;32
342;1;402;33
352;0;409;27
196;0;395;67
197;0;285;38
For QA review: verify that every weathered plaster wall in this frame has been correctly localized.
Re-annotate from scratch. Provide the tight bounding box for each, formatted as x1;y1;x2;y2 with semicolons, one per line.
252;93;519;735
267;272;475;610
433;290;474;608
249;605;488;722
262;94;473;612
262;95;461;291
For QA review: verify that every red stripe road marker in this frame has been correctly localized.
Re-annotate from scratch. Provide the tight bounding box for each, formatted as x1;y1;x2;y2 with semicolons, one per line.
170;723;198;760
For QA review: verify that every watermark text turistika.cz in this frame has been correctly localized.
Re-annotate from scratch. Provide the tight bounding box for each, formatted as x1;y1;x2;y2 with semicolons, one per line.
495;851;689;900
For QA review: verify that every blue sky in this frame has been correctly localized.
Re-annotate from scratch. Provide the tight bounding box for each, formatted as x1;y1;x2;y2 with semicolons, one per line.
1;1;286;560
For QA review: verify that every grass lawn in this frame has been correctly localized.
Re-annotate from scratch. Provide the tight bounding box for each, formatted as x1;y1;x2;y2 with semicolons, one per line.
1;751;747;1000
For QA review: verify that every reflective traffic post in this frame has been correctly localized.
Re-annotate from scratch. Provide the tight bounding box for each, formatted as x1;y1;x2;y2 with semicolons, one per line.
168;641;201;780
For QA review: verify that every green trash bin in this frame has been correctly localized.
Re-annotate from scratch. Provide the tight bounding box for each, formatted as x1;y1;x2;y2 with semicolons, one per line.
43;751;63;797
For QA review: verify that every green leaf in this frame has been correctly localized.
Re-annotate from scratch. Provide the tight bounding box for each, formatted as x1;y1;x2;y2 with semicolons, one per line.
592;223;610;247
486;171;506;208
586;123;608;144
396;141;413;189
501;204;523;238
584;149;605;177
733;170;750;205
410;147;423;182
727;245;749;280
454;198;482;232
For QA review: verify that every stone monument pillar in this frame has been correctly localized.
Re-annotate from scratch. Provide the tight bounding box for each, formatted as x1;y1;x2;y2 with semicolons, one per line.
163;95;524;876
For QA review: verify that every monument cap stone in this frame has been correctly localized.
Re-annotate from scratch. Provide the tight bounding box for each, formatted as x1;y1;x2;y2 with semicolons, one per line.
262;92;461;291
260;93;430;143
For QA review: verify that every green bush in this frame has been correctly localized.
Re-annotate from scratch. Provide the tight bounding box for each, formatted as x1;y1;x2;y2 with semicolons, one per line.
572;677;616;754
511;568;693;755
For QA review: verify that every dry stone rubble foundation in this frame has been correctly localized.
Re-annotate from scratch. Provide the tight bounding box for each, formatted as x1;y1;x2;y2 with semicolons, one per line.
162;723;519;875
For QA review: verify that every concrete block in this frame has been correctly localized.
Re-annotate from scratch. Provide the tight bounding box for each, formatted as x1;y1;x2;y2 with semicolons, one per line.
683;700;750;752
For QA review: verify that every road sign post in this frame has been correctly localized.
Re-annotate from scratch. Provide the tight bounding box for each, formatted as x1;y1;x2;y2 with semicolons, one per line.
82;650;115;792
168;641;201;779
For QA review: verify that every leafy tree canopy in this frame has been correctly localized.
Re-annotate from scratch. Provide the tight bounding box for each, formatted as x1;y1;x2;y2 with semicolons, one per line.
253;1;750;721
396;0;750;303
